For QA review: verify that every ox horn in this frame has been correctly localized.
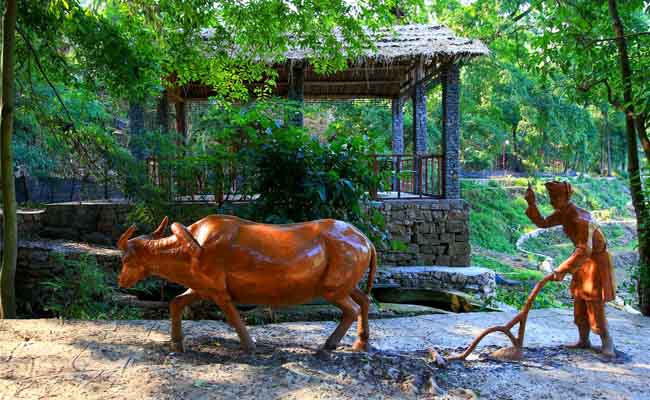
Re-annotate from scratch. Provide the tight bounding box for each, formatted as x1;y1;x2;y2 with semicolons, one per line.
117;224;137;251
171;222;202;258
152;216;169;239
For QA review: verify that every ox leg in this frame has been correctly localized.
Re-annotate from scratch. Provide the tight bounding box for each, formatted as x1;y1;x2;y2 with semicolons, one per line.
213;295;256;353
170;288;201;352
350;287;370;352
322;295;360;351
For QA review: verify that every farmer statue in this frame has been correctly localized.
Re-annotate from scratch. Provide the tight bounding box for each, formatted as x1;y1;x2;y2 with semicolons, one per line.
524;181;616;358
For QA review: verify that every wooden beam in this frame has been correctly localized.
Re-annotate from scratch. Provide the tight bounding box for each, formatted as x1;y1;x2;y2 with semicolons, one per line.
287;62;305;127
278;80;401;87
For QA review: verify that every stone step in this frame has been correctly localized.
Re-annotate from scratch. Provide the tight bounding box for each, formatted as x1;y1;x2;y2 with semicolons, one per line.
372;265;496;300
112;293;449;322
7;239;122;315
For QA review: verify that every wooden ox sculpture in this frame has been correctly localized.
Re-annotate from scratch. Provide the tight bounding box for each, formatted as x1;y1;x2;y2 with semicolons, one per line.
117;215;377;354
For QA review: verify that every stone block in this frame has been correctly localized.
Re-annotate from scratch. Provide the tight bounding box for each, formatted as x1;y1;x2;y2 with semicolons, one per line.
85;232;114;245
430;201;450;211
451;242;471;256
40;227;80;241
447;221;466;233
420;245;435;255
435;255;451;265
451;255;470;267
72;206;100;230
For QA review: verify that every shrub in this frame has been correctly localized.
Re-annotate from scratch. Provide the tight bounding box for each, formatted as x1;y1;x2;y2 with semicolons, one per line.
42;254;140;320
127;99;386;242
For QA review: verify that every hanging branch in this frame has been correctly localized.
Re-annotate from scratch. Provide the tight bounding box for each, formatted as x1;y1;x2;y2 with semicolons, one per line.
16;25;75;123
16;24;103;171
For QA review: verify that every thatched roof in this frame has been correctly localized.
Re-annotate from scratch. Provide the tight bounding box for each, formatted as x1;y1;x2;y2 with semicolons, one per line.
281;24;489;63
172;24;488;101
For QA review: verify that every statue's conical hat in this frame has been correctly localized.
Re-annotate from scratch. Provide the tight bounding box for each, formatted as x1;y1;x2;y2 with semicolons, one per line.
544;180;573;198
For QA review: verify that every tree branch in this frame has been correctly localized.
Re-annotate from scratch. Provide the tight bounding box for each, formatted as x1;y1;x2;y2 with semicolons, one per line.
577;78;622;110
16;25;75;124
16;25;104;171
587;31;650;45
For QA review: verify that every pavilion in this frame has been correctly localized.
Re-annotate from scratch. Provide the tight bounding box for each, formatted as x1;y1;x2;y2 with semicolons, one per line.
164;24;488;200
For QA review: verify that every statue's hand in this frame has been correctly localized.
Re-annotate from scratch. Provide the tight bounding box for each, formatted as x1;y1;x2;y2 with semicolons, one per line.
524;185;536;205
552;270;566;282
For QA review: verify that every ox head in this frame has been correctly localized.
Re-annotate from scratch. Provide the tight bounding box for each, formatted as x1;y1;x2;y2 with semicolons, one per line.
117;216;169;288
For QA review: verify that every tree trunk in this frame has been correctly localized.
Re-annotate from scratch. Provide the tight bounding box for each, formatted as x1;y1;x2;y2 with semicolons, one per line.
608;0;650;315
128;101;146;160
604;106;612;176
0;0;18;319
157;93;169;134
600;109;606;175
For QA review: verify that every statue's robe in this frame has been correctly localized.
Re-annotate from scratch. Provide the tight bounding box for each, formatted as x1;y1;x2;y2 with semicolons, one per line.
526;203;616;302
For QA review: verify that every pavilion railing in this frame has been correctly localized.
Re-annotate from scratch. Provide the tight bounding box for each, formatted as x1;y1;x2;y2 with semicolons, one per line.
370;153;445;199
145;153;444;203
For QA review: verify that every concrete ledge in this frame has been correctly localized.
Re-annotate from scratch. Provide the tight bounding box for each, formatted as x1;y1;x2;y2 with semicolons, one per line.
374;265;496;299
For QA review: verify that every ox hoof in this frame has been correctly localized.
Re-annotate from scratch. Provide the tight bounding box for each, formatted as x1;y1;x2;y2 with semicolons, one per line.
170;341;185;353
352;340;369;352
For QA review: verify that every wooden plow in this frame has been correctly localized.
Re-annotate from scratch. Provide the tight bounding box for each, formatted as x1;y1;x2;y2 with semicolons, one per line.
446;273;554;361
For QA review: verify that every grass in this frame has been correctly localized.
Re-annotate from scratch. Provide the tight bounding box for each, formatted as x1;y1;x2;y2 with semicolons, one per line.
473;254;570;309
466;176;637;310
522;223;638;260
463;176;634;255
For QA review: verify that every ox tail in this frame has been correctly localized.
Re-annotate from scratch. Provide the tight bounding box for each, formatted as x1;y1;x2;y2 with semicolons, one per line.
365;243;377;295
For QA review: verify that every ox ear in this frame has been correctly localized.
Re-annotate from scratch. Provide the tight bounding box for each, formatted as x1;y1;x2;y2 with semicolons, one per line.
152;216;169;239
171;222;202;258
117;224;137;251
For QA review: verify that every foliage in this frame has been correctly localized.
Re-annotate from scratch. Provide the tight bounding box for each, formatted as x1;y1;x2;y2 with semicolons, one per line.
463;180;532;253
473;255;569;309
126;100;386;242
42;254;140;320
464;176;634;254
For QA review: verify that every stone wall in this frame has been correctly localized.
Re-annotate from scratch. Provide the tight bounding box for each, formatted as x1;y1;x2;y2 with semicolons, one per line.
40;201;219;245
12;240;122;315
16;176;123;203
0;210;45;241
41;202;132;245
39;200;472;267
373;199;471;267
373;266;495;299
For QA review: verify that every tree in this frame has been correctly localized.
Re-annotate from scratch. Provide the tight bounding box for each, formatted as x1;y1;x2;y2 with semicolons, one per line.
433;0;650;315
0;0;18;318
0;0;423;318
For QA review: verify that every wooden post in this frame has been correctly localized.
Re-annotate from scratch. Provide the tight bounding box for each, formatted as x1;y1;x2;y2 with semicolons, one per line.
174;101;187;146
287;62;305;127
392;98;404;191
128;101;145;160
157;93;169;134
412;58;428;193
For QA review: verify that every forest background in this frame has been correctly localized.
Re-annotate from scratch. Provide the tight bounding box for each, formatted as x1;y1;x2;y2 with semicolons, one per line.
1;0;649;317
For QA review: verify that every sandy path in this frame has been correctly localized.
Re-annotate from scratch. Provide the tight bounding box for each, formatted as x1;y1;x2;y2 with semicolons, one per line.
1;308;648;399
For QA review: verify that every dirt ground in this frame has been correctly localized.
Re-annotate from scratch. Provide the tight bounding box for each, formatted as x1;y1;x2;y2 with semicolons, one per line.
1;308;648;399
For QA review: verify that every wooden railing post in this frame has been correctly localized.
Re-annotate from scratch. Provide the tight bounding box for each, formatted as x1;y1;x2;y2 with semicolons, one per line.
370;155;379;199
